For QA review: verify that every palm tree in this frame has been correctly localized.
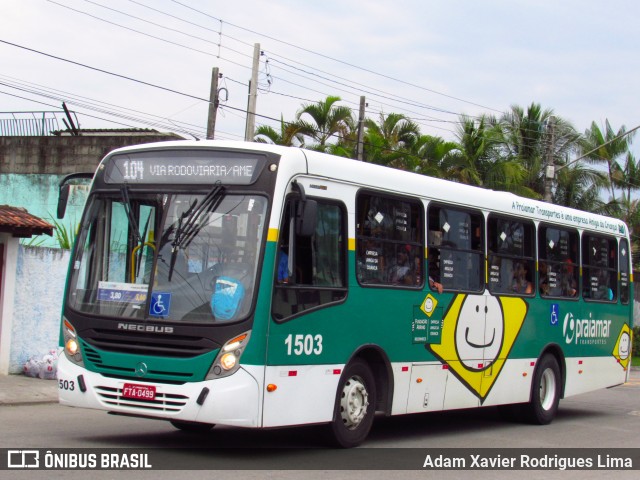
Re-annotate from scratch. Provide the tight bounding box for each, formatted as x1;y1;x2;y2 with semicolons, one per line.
410;134;458;178
363;112;420;167
296;96;353;152
444;114;532;196
496;103;580;198
581;121;628;201
254;116;310;147
553;161;608;212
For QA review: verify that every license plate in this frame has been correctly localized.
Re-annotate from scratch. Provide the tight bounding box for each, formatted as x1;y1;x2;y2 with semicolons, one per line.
122;383;156;401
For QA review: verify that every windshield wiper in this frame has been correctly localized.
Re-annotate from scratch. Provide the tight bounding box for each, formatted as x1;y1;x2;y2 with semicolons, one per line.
168;183;225;281
120;185;142;247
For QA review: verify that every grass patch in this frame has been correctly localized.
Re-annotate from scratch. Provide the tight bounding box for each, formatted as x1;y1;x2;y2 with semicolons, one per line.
632;356;640;368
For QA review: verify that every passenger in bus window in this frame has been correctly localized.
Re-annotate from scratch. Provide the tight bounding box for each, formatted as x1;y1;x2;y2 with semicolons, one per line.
594;269;613;300
561;260;577;297
539;262;550;296
412;253;423;286
512;262;533;294
388;245;412;285
277;247;289;283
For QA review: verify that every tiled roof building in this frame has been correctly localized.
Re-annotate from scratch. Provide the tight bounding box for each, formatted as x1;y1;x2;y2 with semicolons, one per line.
0;205;53;237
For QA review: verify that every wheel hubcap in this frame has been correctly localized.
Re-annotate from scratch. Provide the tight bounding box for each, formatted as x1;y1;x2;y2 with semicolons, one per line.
339;375;369;430
539;368;556;411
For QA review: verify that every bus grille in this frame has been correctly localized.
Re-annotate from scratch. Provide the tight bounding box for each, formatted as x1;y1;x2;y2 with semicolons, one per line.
95;385;189;413
82;344;201;382
84;329;218;358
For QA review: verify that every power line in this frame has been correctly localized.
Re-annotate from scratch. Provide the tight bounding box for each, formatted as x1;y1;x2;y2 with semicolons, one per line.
46;0;252;61
169;0;501;114
0;39;210;103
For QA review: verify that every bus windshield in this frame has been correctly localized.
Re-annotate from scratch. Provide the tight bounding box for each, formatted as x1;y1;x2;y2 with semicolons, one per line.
68;189;267;324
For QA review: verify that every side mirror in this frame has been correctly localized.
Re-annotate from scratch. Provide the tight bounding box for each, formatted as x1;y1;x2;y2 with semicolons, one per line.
57;184;70;219
57;172;93;219
296;199;317;237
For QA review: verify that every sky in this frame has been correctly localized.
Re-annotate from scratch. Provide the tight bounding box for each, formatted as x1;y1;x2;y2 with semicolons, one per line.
2;0;640;151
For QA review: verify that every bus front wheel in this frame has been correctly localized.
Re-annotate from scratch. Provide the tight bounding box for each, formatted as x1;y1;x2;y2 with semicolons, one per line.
524;354;561;425
328;358;376;448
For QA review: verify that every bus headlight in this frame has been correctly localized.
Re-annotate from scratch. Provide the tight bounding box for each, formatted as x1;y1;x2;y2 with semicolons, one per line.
62;318;84;366
220;352;237;371
207;331;251;379
66;338;79;356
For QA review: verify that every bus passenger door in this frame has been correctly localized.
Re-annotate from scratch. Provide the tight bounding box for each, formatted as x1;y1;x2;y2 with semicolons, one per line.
263;190;348;428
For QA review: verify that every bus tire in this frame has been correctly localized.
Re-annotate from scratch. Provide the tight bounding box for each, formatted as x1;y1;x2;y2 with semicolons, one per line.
328;358;376;448
170;420;215;433
523;354;561;425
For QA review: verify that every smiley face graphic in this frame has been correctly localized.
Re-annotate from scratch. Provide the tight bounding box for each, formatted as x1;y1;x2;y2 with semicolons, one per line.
612;324;632;369
455;295;504;370
618;332;630;359
429;293;528;402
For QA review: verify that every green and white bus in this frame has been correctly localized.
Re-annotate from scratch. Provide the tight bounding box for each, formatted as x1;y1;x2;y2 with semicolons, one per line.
57;140;634;447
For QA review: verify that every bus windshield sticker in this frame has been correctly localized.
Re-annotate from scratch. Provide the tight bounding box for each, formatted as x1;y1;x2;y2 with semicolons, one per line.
149;292;171;318
97;281;148;304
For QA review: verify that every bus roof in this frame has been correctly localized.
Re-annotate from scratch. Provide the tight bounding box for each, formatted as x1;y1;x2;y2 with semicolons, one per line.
103;139;628;239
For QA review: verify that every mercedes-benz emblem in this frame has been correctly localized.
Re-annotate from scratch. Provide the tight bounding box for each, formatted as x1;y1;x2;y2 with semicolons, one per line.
135;362;148;377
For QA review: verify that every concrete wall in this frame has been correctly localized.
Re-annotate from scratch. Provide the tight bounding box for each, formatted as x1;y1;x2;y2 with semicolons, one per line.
0;133;181;248
7;246;69;374
0;233;18;374
0;175;89;248
0;134;180;174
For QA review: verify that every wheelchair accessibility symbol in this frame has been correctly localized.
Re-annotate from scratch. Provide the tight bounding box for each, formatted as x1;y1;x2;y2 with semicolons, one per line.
150;292;171;317
550;304;559;326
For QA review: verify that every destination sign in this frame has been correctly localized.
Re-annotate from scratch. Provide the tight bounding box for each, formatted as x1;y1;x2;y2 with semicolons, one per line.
104;150;266;185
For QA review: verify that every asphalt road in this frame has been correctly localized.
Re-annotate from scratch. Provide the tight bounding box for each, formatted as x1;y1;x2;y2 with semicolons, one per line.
1;370;639;480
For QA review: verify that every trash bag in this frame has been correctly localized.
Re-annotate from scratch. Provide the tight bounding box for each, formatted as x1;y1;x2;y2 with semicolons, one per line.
23;356;44;378
23;349;59;380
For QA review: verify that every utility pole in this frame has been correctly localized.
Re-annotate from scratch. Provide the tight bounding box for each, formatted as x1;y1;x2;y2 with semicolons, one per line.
206;67;220;139
356;96;366;161
544;117;555;203
245;43;260;141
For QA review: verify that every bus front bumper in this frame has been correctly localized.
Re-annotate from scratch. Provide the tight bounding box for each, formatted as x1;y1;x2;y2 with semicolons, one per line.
57;355;262;427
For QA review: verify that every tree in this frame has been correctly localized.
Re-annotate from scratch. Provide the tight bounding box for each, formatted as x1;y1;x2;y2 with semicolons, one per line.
254;116;309;147
581;120;632;203
363;112;420;167
410;134;458;178
496;103;580;198
296;96;353;152
553;161;607;212
443;114;532;196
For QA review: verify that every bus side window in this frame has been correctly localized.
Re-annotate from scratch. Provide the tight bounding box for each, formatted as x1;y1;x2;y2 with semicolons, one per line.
582;234;617;302
619;238;630;304
427;204;484;292
355;191;423;288
272;196;347;321
538;225;578;299
486;215;535;296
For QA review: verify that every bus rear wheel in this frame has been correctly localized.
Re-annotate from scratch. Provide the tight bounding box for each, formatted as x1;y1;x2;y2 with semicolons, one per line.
170;420;215;433
523;354;561;425
328;358;376;448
